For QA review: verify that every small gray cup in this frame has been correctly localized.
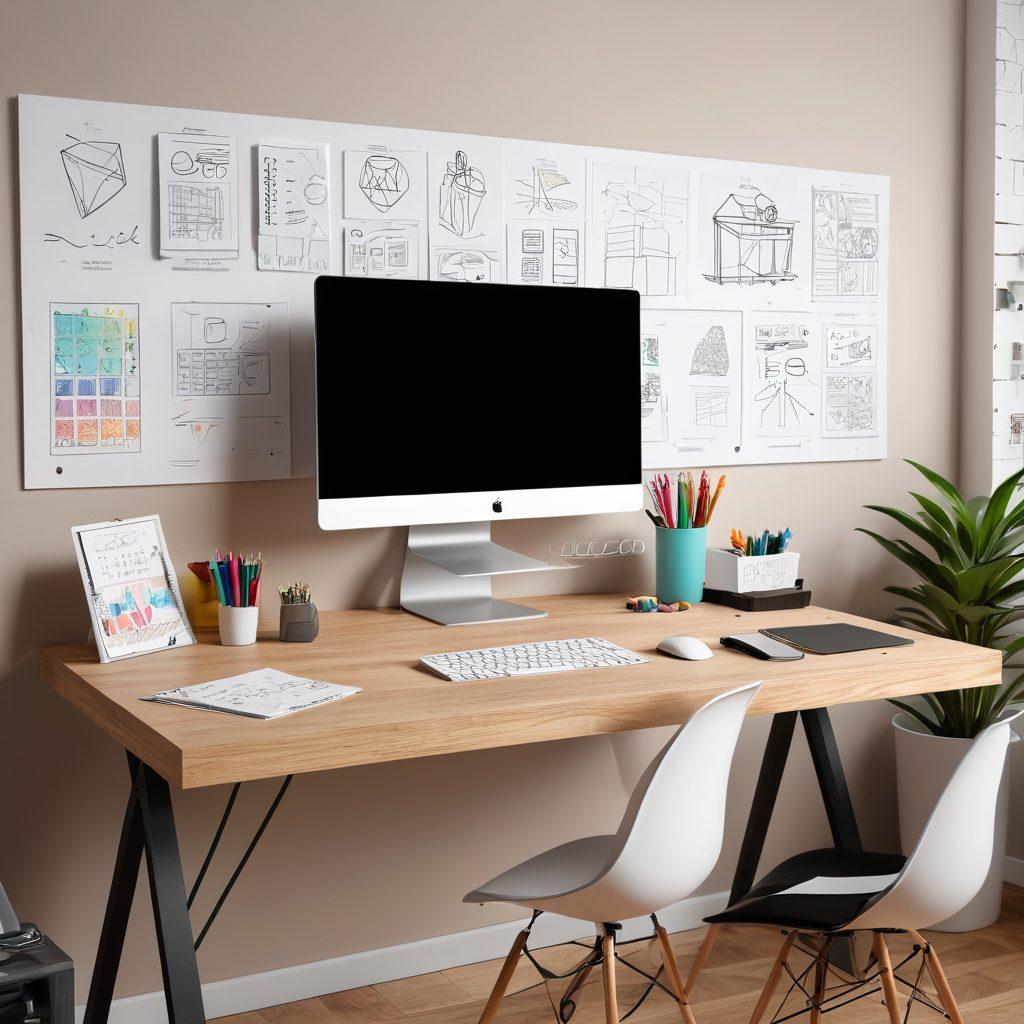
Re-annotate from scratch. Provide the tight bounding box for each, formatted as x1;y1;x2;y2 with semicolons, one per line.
279;602;319;642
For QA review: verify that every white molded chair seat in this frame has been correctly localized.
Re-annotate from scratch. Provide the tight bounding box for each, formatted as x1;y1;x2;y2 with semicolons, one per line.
464;681;761;1024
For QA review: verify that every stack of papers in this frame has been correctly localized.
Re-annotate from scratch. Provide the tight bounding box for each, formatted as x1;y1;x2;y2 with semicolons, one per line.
142;667;361;720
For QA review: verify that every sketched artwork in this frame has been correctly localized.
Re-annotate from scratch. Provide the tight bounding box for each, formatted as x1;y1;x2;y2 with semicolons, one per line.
61;137;126;218
812;188;880;299
505;142;586;221
158;132;239;259
258;140;331;273
748;312;820;439
506;222;583;286
50;303;140;455
823;372;877;436
344;147;427;221
72;515;195;663
344;220;422;279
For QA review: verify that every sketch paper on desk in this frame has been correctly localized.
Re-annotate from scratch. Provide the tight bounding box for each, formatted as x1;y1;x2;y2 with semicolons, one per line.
168;302;291;476
504;142;586;221
811;187;880;299
589;163;688;298
344;220;423;279
640;310;742;468
433;247;500;282
257;140;331;273
822;372;877;436
72;515;195;663
158;132;238;259
506;222;583;285
695;173;804;303
50;303;141;455
747;311;820;440
824;320;877;368
344;147;427;221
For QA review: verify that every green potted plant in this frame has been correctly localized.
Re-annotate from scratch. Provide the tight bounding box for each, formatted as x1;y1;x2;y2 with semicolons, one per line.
859;460;1024;930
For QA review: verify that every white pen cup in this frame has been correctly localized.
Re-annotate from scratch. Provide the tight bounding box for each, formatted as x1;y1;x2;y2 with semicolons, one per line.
218;605;259;646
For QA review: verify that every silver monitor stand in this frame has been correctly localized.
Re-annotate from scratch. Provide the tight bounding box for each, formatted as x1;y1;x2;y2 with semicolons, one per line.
400;521;569;626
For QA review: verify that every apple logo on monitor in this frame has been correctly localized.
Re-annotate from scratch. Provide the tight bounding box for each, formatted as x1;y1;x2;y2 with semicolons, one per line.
492;499;503;514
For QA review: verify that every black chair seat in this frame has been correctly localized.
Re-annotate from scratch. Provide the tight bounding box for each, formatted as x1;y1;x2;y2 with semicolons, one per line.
707;848;907;932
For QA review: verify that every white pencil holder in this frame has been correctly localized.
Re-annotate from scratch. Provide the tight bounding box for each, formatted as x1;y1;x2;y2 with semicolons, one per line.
218;606;259;646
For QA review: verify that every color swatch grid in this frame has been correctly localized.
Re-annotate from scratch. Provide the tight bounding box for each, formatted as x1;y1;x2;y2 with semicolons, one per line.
51;304;140;453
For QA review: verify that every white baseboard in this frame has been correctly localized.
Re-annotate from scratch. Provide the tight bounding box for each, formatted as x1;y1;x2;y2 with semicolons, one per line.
75;890;729;1024
1005;853;1024;887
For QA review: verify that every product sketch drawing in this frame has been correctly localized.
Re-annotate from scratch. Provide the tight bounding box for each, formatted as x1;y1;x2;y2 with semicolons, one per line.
61;137;126;218
258;140;331;273
167;302;291;475
824;321;877;368
344;220;422;279
506;222;583;286
812;188;880;299
640;310;741;467
51;303;140;455
703;183;796;286
823;372;877;436
433;247;500;283
344;147;427;221
747;312;820;439
504;142;586;220
590;162;688;297
158;132;238;259
1011;412;1024;447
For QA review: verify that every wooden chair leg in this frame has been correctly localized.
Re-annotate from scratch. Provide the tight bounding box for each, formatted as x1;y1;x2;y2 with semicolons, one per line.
748;932;798;1024
685;923;719;998
477;928;529;1024
906;930;965;1024
602;932;618;1024
872;933;902;1024
808;951;827;1024
655;924;698;1024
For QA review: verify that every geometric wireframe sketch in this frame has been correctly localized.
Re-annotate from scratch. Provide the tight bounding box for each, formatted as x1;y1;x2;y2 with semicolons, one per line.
704;185;796;286
690;325;729;375
61;139;126;218
360;155;410;212
692;387;729;427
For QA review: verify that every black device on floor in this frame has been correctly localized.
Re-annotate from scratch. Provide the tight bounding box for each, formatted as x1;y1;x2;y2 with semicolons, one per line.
720;633;805;661
759;623;915;655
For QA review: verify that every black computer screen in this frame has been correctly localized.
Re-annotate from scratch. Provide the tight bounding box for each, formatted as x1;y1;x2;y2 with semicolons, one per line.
314;277;640;499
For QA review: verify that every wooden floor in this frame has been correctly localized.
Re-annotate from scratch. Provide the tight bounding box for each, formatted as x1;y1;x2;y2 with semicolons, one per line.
214;885;1024;1024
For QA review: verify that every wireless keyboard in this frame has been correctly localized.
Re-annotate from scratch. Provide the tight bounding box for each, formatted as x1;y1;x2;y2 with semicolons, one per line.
419;637;648;682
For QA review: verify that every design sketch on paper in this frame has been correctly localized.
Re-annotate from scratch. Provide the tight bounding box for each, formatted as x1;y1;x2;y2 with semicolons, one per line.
61;137;126;218
641;330;668;443
258;141;331;273
434;248;499;283
51;303;140;454
592;164;687;296
750;314;819;436
692;387;729;428
345;221;421;279
690;325;729;376
506;223;582;286
345;148;427;223
1011;412;1024;447
824;322;876;368
704;184;796;286
823;372;876;435
812;189;879;299
510;158;579;217
158;132;238;258
438;150;487;237
171;303;271;397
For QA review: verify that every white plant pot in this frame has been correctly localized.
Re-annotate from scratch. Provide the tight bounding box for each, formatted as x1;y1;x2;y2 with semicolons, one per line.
893;711;1019;932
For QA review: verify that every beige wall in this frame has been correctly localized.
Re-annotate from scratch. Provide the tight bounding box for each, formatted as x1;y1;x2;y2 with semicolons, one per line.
0;0;974;1004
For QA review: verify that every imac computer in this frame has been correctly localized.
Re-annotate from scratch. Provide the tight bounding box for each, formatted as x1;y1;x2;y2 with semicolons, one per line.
314;277;641;626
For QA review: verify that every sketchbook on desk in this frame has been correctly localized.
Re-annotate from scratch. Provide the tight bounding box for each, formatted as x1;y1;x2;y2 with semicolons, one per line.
142;667;361;719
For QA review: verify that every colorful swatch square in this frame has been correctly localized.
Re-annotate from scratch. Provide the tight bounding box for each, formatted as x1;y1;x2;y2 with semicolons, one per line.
54;398;73;417
77;420;98;445
101;418;123;441
125;419;141;440
77;399;97;416
54;420;74;442
100;398;122;417
125;399;140;417
55;378;73;397
100;377;121;396
76;378;96;396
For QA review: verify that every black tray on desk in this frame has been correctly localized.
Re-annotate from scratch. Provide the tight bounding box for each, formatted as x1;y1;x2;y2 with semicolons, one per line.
703;579;811;611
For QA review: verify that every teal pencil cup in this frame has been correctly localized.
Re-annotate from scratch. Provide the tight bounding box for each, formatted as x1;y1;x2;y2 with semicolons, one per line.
655;526;708;605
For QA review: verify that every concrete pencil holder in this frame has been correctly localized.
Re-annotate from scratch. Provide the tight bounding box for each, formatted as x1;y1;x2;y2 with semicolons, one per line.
655;526;708;606
279;602;319;642
218;605;259;646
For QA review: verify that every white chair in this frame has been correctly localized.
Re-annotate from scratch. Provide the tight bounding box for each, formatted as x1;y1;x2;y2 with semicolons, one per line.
464;681;761;1024
704;713;1020;1024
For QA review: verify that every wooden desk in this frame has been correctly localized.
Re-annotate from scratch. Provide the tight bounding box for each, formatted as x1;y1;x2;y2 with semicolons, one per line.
38;594;1000;1024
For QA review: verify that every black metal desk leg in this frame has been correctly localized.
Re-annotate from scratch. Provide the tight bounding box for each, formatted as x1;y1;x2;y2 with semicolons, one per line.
729;712;798;904
136;764;205;1024
800;708;863;851
83;761;145;1024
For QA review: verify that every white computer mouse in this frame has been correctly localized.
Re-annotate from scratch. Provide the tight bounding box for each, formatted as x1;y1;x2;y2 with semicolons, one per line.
657;635;714;661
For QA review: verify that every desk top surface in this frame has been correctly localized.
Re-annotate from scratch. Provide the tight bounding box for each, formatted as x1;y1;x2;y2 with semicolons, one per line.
39;593;1000;789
